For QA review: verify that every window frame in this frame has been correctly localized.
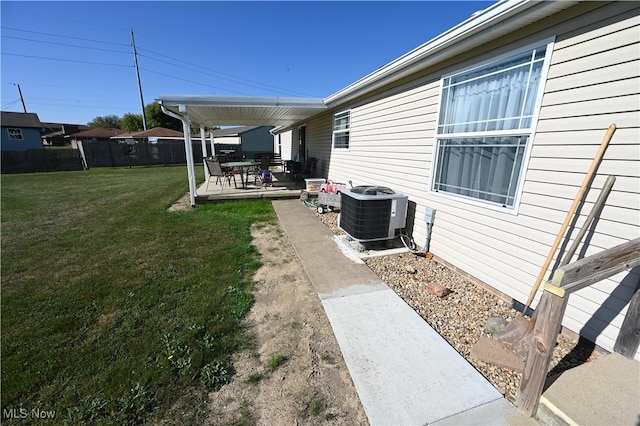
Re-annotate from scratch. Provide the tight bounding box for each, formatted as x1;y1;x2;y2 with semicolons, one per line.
332;109;351;150
430;38;555;214
7;128;24;140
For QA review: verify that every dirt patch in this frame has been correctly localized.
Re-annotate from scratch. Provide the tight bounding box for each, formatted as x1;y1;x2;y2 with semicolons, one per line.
167;194;192;211
207;222;368;425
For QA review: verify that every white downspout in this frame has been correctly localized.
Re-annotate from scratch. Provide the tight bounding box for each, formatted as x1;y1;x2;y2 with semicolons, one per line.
209;131;215;159
161;103;197;208
200;126;209;181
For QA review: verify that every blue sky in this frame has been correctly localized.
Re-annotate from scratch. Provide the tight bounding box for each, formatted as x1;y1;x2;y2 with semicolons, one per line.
1;1;495;125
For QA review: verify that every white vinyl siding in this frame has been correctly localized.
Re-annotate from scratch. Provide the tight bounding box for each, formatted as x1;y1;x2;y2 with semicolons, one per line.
305;2;639;359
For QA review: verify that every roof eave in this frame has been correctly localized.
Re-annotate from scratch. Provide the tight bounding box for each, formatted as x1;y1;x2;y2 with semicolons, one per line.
323;0;579;107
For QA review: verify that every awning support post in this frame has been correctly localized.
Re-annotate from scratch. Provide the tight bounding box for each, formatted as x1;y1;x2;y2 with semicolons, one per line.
200;126;209;180
160;103;197;207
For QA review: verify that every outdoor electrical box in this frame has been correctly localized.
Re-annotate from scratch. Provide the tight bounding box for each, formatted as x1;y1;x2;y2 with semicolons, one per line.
425;208;436;225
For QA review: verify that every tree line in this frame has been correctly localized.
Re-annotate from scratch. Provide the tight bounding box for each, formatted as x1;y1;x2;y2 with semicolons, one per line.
87;103;201;133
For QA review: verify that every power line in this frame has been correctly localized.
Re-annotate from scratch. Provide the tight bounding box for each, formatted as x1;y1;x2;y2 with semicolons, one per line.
139;67;252;96
2;99;21;109
2;52;132;68
137;53;310;97
3;25;316;97
0;26;131;46
137;47;317;97
27;101;138;110
1;35;132;55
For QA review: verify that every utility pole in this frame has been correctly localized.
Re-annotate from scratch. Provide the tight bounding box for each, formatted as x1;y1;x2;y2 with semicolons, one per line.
15;84;27;113
131;29;147;130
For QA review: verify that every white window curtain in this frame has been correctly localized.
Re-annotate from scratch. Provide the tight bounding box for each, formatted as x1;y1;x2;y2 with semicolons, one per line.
434;45;547;208
435;137;527;206
439;52;544;134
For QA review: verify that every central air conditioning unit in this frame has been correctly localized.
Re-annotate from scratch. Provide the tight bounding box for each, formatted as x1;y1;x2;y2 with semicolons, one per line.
338;186;408;242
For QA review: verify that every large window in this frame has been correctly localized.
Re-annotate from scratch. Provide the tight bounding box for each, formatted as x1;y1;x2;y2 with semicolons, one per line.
432;42;551;209
332;110;350;149
7;128;23;140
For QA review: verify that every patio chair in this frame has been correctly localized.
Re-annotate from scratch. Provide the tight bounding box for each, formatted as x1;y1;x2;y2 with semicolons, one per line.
204;157;236;193
299;157;318;181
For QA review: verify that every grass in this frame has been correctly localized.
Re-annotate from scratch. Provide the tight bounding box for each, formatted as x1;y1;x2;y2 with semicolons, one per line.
1;166;275;424
298;393;326;419
266;353;289;372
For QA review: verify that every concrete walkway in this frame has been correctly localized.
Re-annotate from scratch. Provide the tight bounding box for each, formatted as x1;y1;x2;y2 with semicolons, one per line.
272;199;536;425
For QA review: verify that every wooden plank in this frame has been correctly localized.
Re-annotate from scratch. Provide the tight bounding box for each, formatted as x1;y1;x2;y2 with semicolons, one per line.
613;286;640;358
553;238;640;293
470;337;525;371
515;293;569;416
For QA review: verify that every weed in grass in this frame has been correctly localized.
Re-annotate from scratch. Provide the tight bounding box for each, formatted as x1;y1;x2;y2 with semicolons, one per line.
267;353;289;372
320;352;336;364
200;361;231;390
224;285;254;321
282;274;297;282
298;393;326;419
325;412;339;421
117;383;155;424
246;372;264;384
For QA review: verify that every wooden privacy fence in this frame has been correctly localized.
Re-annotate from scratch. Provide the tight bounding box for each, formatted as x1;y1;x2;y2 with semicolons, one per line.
515;237;640;416
1;149;84;174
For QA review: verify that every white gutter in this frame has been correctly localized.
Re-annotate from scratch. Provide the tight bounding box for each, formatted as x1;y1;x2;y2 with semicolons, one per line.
161;103;197;208
158;95;326;109
324;0;579;107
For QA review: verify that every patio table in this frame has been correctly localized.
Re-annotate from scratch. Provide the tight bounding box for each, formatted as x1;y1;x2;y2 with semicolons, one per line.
222;161;259;189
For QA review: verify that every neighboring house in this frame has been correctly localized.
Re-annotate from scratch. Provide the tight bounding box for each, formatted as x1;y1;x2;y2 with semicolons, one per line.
41;122;89;146
1;111;45;151
67;128;126;148
111;127;184;144
160;1;640;360
210;126;274;158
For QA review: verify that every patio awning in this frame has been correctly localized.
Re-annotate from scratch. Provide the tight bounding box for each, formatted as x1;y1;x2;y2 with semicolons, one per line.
157;95;327;127
156;95;327;208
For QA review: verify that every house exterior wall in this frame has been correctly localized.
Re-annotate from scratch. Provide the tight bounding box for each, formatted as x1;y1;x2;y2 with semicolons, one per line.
302;2;640;359
1;127;44;151
239;127;275;158
274;130;295;161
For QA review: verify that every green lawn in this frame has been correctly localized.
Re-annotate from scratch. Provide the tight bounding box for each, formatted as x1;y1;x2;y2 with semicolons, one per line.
1;166;275;424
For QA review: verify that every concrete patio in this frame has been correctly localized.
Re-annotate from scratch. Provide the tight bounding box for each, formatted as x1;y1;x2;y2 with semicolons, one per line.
195;167;306;203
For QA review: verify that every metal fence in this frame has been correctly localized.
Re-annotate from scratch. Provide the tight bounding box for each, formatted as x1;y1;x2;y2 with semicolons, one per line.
1;149;84;174
81;141;205;168
1;141;249;174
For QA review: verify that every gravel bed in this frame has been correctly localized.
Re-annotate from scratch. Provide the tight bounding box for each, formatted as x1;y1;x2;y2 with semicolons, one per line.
312;209;602;404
